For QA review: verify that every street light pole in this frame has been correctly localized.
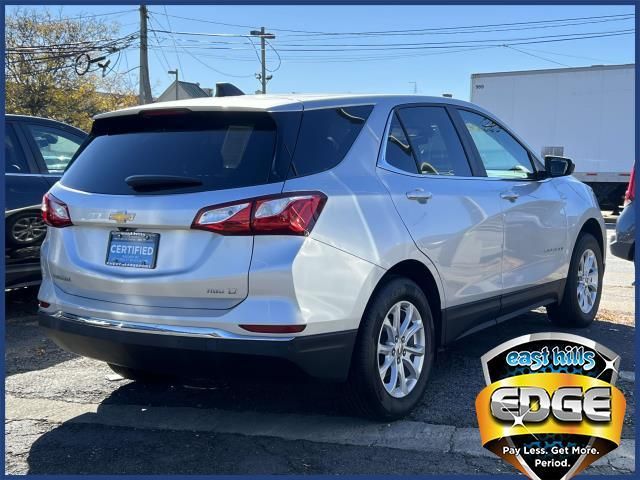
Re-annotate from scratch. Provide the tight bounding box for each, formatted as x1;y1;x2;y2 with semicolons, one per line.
249;27;275;94
168;69;179;101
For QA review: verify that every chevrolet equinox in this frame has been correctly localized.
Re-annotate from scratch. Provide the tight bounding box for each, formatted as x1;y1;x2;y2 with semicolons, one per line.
38;94;606;419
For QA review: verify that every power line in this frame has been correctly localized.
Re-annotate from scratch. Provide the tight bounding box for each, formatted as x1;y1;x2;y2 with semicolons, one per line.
121;46;136;90
273;30;634;52
20;8;138;24
146;15;173;71
149;28;251;38
149;28;633;54
6;35;138;70
268;28;635;49
244;36;263;64
266;46;498;64
280;16;634;40
155;12;633;36
152;43;493;64
178;45;255;79
146;13;258;31
509;46;616;63
161;6;185;76
265;39;281;72
281;13;635;36
8;32;138;52
503;45;571;67
151;26;633;50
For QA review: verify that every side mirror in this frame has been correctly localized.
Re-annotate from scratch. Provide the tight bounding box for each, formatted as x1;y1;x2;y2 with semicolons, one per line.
544;156;574;177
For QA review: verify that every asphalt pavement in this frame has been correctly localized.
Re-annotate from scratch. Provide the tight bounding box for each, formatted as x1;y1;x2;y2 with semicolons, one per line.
4;225;636;475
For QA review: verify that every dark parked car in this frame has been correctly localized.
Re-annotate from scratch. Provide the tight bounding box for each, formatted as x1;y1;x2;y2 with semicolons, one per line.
5;115;86;288
610;165;635;262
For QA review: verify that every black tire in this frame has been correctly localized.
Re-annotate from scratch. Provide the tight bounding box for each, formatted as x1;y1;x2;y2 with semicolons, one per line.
107;363;172;383
6;211;47;247
547;233;603;328
347;276;435;421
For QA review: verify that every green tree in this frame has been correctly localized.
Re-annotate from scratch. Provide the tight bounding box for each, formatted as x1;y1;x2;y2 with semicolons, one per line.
5;8;138;131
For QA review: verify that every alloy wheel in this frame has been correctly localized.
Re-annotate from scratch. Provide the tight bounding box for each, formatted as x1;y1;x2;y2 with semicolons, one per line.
11;215;46;243
577;248;598;314
377;300;426;398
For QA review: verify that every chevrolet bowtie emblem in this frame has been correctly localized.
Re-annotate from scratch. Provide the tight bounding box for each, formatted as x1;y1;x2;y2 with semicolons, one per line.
109;211;136;224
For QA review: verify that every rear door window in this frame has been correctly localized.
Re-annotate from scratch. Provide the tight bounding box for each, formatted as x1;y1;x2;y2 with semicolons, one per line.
62;111;288;195
394;106;472;176
26;124;84;173
288;105;373;178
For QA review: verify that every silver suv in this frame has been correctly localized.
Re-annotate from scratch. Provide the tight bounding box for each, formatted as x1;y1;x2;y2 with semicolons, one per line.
38;94;605;419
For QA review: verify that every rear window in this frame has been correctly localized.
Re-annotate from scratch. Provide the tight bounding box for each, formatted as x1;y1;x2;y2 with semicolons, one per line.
288;105;373;178
62;111;289;195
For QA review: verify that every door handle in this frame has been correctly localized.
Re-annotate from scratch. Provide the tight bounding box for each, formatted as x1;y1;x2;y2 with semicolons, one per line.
406;189;433;203
500;191;520;202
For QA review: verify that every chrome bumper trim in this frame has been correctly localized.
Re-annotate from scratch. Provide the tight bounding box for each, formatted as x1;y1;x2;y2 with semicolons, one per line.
47;311;295;342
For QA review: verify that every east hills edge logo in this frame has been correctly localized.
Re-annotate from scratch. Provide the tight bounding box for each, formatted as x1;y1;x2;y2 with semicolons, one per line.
476;333;626;480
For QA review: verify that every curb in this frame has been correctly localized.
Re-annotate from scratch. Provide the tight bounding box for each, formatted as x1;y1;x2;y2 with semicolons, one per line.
5;395;635;471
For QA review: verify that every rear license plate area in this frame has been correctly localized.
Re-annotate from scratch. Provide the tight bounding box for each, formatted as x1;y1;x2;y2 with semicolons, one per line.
106;231;159;269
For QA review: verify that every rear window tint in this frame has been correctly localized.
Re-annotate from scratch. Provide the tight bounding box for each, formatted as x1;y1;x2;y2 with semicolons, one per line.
288;105;373;178
61;111;292;195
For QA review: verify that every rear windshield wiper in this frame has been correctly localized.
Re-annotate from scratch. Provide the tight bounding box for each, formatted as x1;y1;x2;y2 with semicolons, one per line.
125;175;203;191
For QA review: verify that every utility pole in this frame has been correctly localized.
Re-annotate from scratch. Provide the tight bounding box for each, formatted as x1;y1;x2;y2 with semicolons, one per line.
409;81;418;94
250;27;275;94
139;5;153;104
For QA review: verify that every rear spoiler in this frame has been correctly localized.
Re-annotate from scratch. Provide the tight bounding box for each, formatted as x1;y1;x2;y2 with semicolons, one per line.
215;83;245;97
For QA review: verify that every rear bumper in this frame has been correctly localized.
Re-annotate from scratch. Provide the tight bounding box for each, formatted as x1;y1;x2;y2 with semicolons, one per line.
610;235;634;261
6;263;42;289
38;311;357;381
609;202;635;261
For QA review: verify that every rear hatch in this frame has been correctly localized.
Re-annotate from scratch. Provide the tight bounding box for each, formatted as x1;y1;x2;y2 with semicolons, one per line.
47;108;301;309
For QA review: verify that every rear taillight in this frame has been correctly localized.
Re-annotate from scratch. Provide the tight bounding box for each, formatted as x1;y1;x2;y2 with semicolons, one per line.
192;201;252;235
42;193;73;228
624;166;635;205
192;192;327;236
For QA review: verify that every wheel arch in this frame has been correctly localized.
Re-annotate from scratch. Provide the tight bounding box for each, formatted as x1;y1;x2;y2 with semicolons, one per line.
577;217;605;262
367;259;444;347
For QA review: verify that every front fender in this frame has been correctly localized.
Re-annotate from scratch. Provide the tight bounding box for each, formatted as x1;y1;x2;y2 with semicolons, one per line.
553;177;606;265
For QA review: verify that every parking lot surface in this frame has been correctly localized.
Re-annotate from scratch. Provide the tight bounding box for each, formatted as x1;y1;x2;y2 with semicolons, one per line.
5;226;635;475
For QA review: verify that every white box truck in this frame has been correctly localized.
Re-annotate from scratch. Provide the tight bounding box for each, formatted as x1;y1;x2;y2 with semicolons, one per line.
470;64;634;212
